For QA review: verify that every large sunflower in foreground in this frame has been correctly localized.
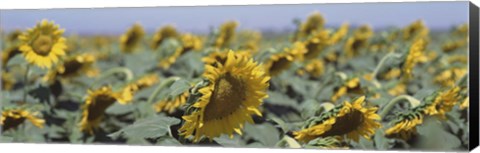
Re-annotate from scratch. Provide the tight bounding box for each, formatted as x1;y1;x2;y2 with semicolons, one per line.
18;19;67;69
1;108;45;132
120;23;145;53
79;86;125;134
293;96;381;143
179;51;270;142
263;42;306;77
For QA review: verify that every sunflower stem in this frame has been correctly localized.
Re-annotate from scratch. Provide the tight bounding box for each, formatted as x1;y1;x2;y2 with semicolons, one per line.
379;95;421;118
146;77;181;104
23;64;31;102
90;67;133;89
371;53;402;88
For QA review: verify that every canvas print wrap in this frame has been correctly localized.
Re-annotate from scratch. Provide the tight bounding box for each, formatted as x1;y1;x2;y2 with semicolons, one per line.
0;2;471;151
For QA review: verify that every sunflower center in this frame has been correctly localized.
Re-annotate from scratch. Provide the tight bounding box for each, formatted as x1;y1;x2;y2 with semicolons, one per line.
351;39;364;52
305;42;321;58
87;94;116;121
321;109;364;137
60;60;83;76
2;115;26;132
32;35;54;56
204;73;246;121
269;57;291;73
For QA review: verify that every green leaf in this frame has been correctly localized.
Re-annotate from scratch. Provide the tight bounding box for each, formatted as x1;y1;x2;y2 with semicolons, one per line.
214;135;246;147
244;123;281;147
167;79;190;98
105;102;135;115
374;130;393;150
108;115;180;139
28;84;51;104
265;91;299;109
415;117;462;151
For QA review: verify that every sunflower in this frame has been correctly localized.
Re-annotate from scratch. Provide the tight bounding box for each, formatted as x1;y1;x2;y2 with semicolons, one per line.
385;112;423;140
331;78;363;102
1;108;45;132
293;12;325;41
403;20;429;41
293;96;381;143
264;42;306;77
296;59;325;78
303;30;331;60
434;67;467;87
387;82;407;96
423;86;462;119
2;46;22;68
344;37;368;58
118;74;159;104
2;71;16;91
154;91;189;114
79;86;125;134
459;97;469;110
6;30;23;42
442;39;467;52
402;38;427;79
213;21;238;48
18;19;67;69
380;68;401;80
151;25;179;50
447;55;468;64
329;23;349;44
43;53;98;83
158;46;183;69
120;23;145;53
202;49;252;66
238;30;262;53
180;33;203;53
179;50;270;142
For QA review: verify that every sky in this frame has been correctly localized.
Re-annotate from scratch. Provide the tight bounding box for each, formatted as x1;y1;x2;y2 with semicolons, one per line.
0;1;470;35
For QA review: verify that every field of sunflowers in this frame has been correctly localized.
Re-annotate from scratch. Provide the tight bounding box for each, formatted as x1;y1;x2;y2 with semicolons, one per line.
0;12;470;151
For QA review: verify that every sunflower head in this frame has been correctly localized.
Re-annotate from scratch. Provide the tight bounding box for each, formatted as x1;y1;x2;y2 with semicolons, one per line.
1;108;45;132
43;53;98;83
296;59;325;78
151;25;179;50
18;19;67;69
202;49;252;67
402;38;427;79
2;46;22;68
120;23;145;53
329;22;350;44
179;50;270;142
6;30;23;42
295;12;326;40
385;111;423;140
213;21;238;48
423;86;462;119
294;96;381;143
434;67;467;87
118;74;159;104
403;20;429;41
331;77;363;102
80;86;123;134
154;91;190;114
181;33;203;52
157;39;184;69
264;42;306;77
303;30;331;60
459;97;469;110
1;71;16;91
